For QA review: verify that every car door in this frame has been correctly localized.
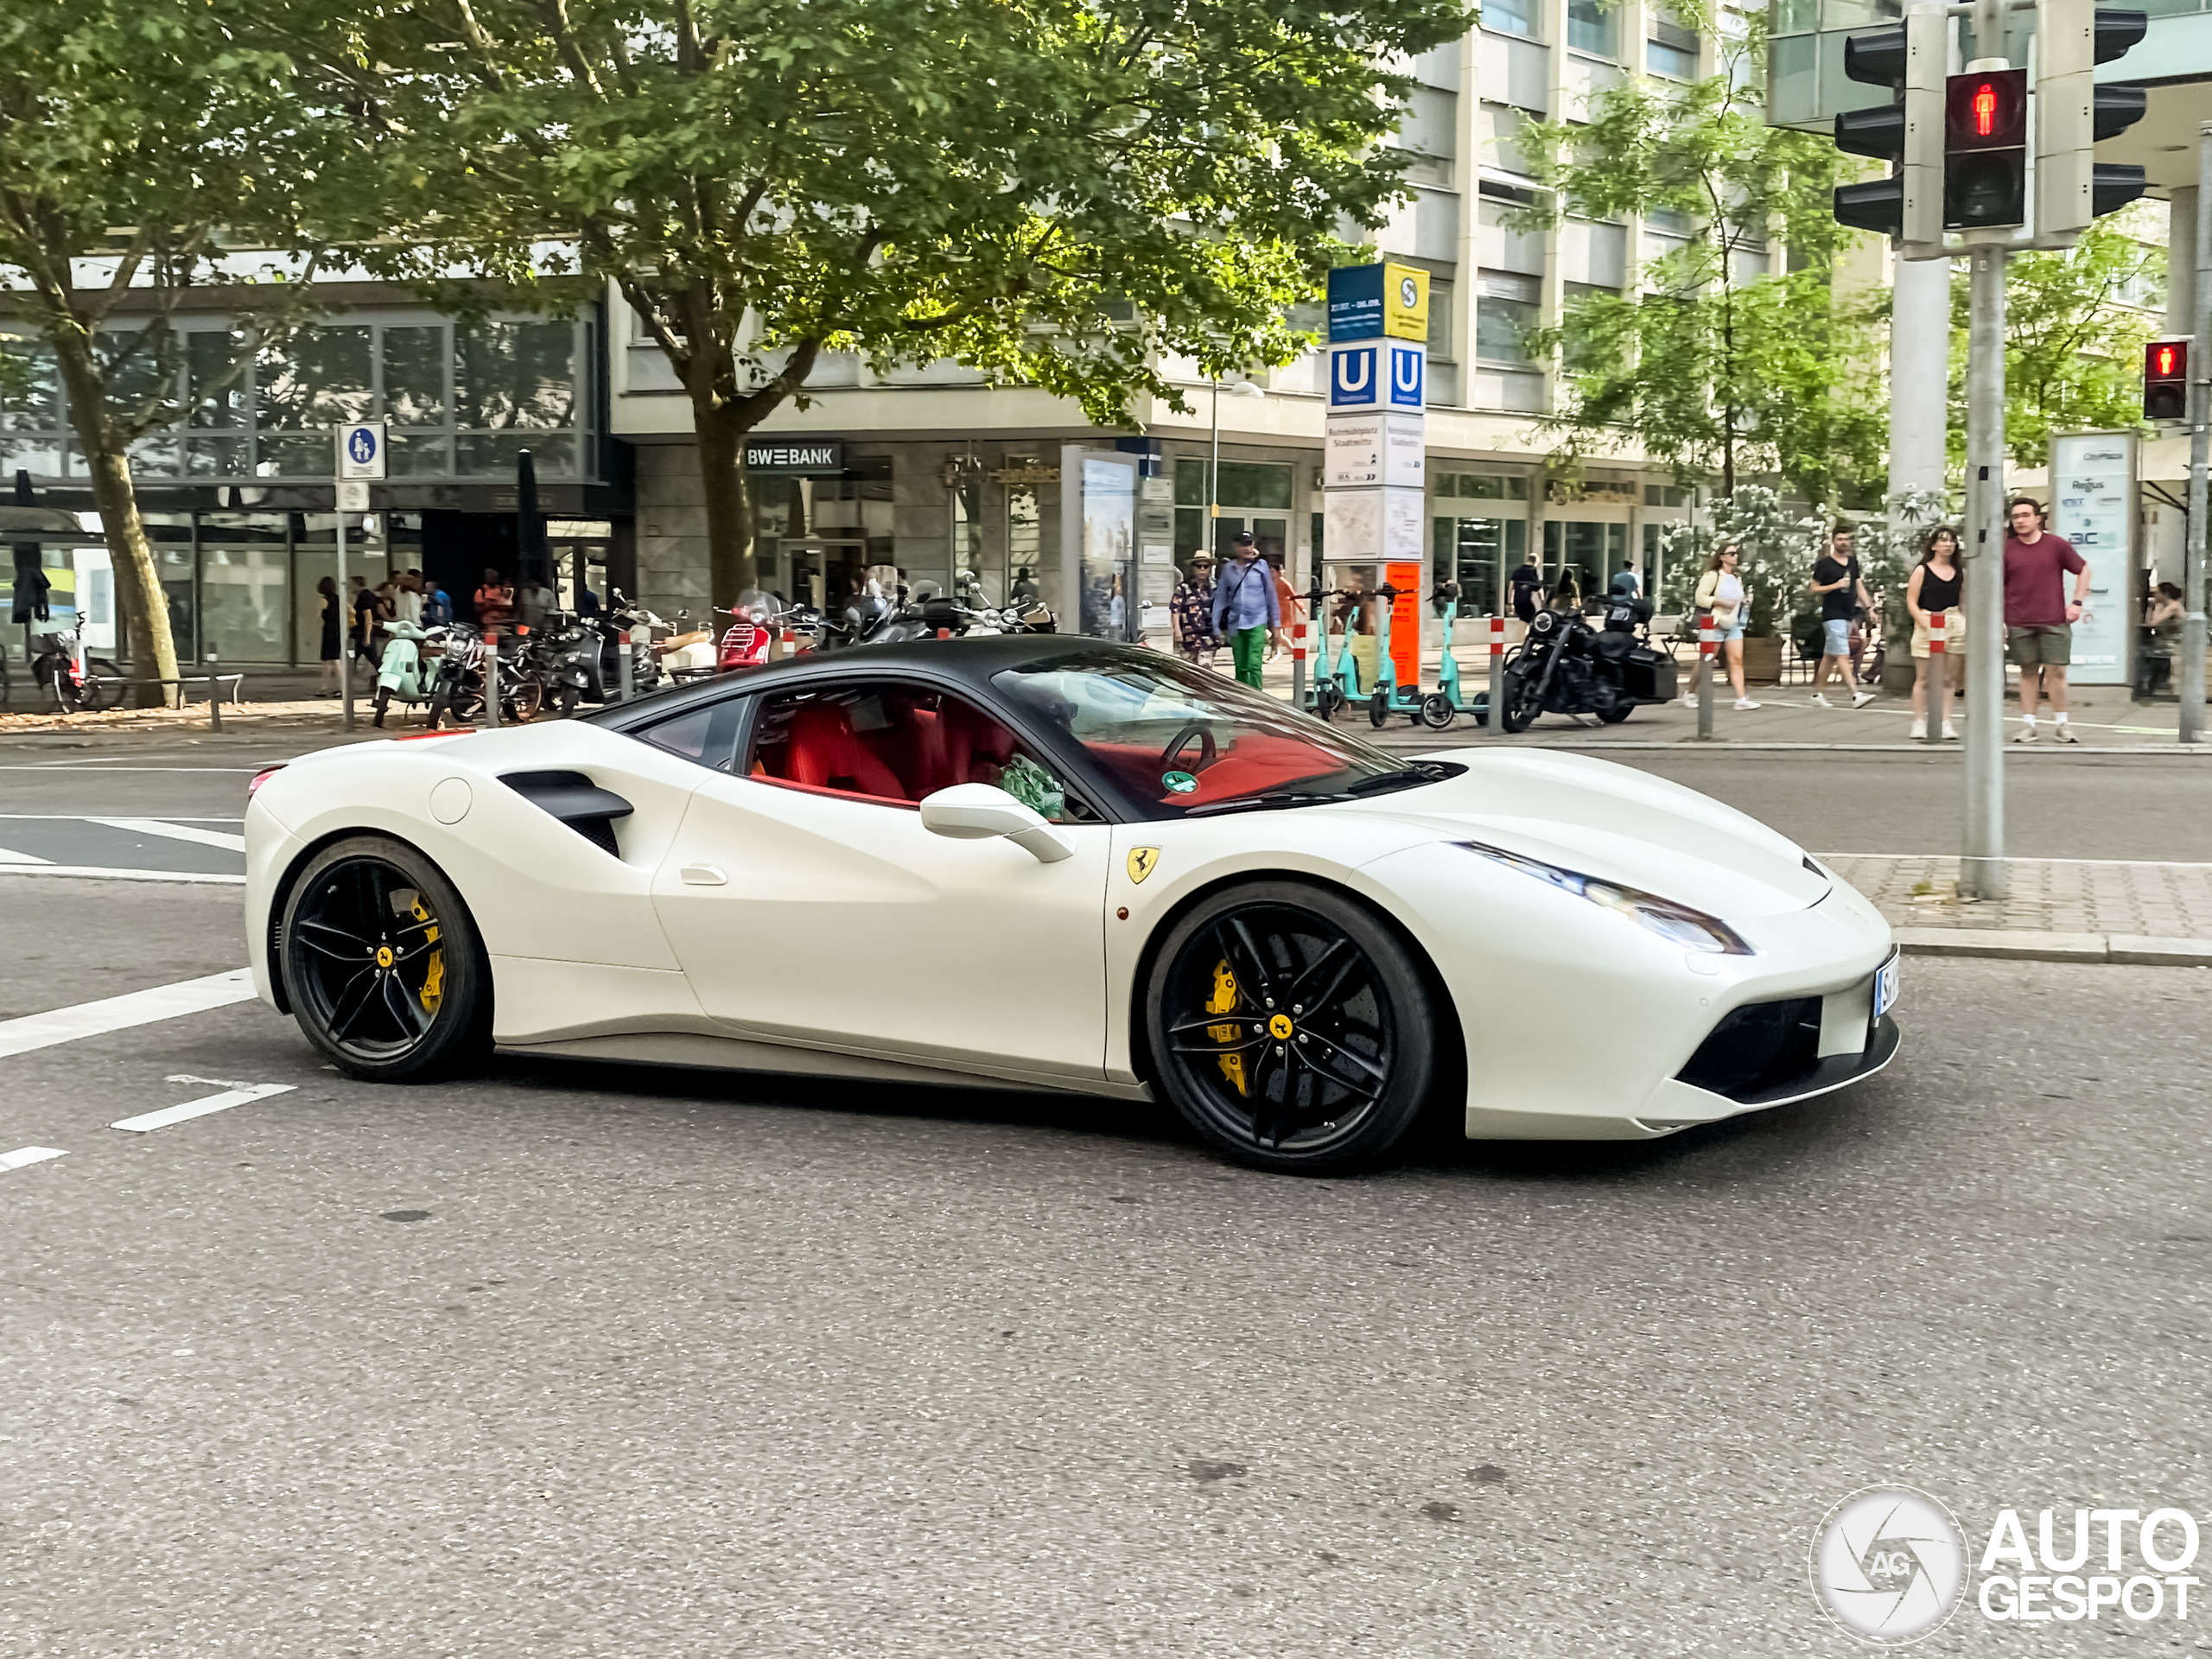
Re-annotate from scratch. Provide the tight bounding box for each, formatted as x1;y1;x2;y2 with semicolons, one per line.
648;673;1113;1084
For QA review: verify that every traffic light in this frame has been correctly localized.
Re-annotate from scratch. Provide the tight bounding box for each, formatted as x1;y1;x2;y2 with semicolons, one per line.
2144;340;2189;422
1832;11;1944;247
1944;68;2030;229
2035;0;2149;238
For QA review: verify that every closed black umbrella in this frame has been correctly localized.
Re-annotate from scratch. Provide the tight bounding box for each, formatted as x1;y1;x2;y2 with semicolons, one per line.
10;468;50;624
516;449;549;594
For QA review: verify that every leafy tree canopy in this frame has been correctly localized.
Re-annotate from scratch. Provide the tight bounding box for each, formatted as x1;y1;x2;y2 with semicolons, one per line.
1509;6;1886;507
276;0;1471;600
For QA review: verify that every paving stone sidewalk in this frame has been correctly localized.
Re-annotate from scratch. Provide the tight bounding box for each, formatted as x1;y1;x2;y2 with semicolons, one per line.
1823;853;2212;964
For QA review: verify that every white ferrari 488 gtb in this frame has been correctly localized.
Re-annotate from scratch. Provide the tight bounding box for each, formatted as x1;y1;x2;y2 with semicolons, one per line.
246;637;1898;1173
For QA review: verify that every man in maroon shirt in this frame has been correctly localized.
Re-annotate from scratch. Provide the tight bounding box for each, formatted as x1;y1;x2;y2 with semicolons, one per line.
2003;497;2089;743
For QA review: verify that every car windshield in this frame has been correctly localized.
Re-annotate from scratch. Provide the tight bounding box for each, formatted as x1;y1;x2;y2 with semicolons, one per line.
992;649;1446;819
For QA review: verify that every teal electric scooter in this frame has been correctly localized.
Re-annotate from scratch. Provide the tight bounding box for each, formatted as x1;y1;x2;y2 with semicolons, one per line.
1366;582;1429;728
1418;600;1491;730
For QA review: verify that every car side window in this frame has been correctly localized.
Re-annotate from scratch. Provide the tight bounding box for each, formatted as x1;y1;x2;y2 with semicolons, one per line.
747;681;1097;823
634;696;752;773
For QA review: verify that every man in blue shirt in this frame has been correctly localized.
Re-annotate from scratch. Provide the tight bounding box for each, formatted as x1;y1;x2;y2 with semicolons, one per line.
420;579;454;627
1210;532;1283;689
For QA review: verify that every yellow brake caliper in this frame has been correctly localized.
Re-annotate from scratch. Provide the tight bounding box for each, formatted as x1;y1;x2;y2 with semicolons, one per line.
413;899;444;1015
1206;959;1247;1096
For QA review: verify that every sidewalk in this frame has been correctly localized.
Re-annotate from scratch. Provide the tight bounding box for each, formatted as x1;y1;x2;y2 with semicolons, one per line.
1255;642;2209;753
1818;854;2212;969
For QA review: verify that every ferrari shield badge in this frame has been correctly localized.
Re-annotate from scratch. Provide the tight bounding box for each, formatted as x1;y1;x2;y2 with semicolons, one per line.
1126;847;1160;885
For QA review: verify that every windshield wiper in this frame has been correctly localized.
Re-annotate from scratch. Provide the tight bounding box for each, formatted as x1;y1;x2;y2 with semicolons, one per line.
1183;790;1340;818
1345;760;1462;796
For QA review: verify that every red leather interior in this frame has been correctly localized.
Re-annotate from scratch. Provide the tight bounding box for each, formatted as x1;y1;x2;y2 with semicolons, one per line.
1083;734;1334;805
760;691;1027;804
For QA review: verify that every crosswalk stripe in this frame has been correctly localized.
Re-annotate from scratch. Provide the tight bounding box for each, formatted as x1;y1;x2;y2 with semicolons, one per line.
0;1146;67;1172
0;969;258;1060
85;817;248;854
111;1084;294;1134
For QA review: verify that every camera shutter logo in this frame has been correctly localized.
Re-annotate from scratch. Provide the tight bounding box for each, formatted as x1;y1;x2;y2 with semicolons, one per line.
1810;1487;1969;1644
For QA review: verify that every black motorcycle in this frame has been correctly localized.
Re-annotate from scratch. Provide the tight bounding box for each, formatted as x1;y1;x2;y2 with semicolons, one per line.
1495;606;1679;734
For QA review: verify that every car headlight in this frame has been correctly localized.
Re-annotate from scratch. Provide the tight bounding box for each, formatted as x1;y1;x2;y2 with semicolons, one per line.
1460;841;1754;956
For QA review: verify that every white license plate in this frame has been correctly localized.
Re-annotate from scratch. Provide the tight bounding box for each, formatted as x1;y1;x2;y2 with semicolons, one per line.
1873;951;1900;1020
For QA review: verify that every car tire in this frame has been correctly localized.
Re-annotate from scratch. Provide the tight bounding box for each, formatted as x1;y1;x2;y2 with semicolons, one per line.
1144;881;1437;1176
277;836;492;1082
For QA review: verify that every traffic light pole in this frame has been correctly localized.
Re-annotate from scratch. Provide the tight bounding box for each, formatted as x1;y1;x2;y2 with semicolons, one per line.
1962;243;2010;899
2182;118;2212;746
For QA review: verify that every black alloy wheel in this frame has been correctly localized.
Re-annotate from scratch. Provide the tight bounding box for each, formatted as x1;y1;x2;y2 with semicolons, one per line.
1145;882;1436;1174
278;836;490;1080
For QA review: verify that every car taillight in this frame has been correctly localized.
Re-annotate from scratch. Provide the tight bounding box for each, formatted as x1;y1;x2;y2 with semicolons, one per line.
248;766;285;795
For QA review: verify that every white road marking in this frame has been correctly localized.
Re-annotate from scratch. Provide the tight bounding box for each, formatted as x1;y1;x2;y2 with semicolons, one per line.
111;1084;293;1134
0;846;54;864
85;817;248;853
0;969;257;1060
0;867;245;885
0;1146;68;1172
165;1072;269;1091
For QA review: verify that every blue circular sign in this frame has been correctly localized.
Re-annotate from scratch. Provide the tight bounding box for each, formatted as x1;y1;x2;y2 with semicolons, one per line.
346;428;378;465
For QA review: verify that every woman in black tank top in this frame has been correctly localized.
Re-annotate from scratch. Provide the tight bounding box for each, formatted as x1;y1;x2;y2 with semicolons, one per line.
1907;526;1964;741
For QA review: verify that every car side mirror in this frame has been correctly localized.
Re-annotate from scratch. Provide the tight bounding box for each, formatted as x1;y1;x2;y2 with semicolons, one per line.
919;783;1073;864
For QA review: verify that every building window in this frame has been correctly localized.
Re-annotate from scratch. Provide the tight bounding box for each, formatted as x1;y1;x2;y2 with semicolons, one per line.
1435;472;1531;501
1484;0;1540;35
1567;0;1618;58
1644;483;1691;507
1427;278;1455;361
1475;271;1542;365
1646;16;1700;77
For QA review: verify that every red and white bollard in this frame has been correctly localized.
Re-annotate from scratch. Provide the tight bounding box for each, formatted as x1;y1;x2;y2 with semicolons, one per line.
1927;608;1947;733
1695;607;1718;739
1485;615;1508;735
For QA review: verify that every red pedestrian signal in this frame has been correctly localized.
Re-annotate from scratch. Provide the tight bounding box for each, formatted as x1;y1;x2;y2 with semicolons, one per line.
2145;340;2189;423
1943;68;2028;228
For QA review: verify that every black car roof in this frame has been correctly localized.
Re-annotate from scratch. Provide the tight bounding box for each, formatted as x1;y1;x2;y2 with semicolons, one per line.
583;634;1141;734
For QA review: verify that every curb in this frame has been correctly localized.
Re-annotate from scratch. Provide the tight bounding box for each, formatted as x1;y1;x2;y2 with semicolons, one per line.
1894;927;2212;968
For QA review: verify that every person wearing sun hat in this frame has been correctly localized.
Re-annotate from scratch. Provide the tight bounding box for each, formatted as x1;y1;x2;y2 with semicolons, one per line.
1210;531;1283;689
1170;551;1220;668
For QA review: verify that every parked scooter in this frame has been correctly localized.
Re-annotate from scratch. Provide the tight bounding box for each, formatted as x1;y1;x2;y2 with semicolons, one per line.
372;619;446;728
1416;601;1492;731
29;620;117;713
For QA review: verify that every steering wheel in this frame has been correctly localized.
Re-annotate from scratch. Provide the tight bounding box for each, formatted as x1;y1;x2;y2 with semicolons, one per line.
1160;720;1219;773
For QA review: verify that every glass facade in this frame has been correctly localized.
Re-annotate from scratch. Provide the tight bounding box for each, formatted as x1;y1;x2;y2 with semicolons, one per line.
0;315;597;486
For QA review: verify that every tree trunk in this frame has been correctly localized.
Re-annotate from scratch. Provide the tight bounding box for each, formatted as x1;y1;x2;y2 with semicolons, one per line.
694;397;757;612
52;334;178;709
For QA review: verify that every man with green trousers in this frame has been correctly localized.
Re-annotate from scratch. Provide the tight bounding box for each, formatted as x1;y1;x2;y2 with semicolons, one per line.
1211;531;1284;689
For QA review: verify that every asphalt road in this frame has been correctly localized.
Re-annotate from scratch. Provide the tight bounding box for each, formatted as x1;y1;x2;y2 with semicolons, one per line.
6;728;2212;869
3;869;2209;1656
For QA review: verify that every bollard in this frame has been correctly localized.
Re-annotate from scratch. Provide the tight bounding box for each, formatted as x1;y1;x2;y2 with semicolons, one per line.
1290;615;1308;712
1486;614;1509;735
486;629;500;728
1927;608;1947;738
1696;608;1717;740
617;627;636;702
206;652;220;732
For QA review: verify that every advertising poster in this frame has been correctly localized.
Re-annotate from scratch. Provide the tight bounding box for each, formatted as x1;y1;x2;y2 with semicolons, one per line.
2047;431;2134;684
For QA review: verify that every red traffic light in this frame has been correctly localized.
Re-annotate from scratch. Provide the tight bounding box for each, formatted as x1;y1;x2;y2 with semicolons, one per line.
2145;340;2189;422
1945;69;2026;151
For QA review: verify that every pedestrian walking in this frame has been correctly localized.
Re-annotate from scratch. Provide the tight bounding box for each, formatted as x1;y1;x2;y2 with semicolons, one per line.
1210;531;1283;690
421;578;453;627
394;570;424;627
348;575;378;683
315;575;342;696
1905;525;1965;741
1170;555;1219;667
1272;562;1305;658
1687;544;1760;710
2003;496;2089;743
1808;521;1877;708
2138;581;2185;700
474;566;516;632
1507;555;1543;625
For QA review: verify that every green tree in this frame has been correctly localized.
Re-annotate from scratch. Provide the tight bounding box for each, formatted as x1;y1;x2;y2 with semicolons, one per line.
1510;9;1886;506
278;0;1468;607
1947;212;2163;470
0;1;317;701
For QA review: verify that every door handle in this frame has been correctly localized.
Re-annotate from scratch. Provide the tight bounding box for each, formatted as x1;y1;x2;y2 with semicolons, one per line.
680;863;728;886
